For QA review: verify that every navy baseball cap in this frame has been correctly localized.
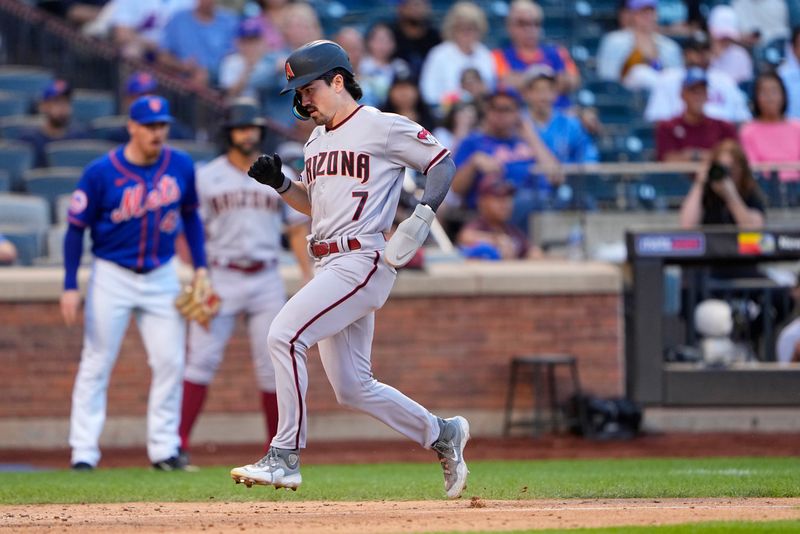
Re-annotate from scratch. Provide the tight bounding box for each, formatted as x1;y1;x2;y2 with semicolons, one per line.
237;17;263;39
126;71;158;96
42;79;72;101
683;67;708;88
478;179;516;197
485;86;523;107
627;0;657;10
129;95;174;124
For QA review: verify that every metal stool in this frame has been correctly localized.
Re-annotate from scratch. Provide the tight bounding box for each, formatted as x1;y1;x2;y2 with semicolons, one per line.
502;354;588;437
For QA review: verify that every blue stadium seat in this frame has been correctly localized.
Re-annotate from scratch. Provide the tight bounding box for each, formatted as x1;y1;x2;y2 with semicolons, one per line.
0;66;53;102
754;171;781;207
566;173;619;208
45;139;114;168
585;80;634;100
632;124;655;150
0;140;34;191
0;91;29;118
0;170;9;192
759;37;787;68
0;114;44;140
89;115;127;141
597;102;639;126
0;225;44;266
0;193;51;230
755;171;800;208
23;167;82;221
169;140;219;165
633;173;692;209
72;90;116;125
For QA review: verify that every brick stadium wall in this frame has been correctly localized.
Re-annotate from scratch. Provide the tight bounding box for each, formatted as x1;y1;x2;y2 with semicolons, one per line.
0;294;621;420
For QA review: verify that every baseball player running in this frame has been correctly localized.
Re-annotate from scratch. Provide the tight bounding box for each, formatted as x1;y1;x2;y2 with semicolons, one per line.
61;95;209;471
230;40;469;499
180;98;312;458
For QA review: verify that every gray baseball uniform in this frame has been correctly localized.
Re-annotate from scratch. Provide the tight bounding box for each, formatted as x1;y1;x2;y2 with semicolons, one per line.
185;156;307;390
267;105;450;450
180;153;307;454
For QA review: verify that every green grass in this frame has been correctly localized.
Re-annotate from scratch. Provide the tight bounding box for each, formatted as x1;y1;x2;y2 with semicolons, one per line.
0;457;798;505
433;521;800;533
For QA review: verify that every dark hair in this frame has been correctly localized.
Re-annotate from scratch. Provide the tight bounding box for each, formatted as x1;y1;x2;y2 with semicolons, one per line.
382;77;436;130
792;26;800;48
752;71;788;119
441;100;481;132
320;68;363;101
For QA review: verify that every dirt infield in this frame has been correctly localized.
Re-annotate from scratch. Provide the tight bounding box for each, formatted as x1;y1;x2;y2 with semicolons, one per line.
3;498;800;532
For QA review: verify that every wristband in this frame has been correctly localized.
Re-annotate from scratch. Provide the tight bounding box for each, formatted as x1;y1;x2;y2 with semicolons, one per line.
275;174;291;194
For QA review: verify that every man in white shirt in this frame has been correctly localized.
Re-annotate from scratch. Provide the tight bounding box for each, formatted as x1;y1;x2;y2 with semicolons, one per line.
645;32;751;123
732;0;790;46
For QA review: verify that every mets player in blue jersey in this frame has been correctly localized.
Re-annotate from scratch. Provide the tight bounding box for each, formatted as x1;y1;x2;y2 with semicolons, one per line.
61;95;209;471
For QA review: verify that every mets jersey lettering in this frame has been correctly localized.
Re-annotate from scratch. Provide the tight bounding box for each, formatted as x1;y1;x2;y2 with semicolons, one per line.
111;175;182;223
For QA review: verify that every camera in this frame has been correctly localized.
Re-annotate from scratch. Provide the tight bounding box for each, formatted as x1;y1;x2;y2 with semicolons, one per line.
707;162;729;183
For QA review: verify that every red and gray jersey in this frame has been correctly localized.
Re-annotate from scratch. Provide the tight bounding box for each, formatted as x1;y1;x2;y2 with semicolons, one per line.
300;105;449;240
197;155;307;263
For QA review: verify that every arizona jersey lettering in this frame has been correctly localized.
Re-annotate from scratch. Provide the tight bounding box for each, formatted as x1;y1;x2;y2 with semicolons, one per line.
197;155;307;262
300;105;449;240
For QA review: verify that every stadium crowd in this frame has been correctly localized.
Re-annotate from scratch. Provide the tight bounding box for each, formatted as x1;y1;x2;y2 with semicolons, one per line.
1;0;800;265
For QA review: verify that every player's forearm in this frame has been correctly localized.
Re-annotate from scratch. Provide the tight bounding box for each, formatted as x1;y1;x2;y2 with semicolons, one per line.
181;210;208;268
63;224;85;290
420;156;456;212
279;181;312;216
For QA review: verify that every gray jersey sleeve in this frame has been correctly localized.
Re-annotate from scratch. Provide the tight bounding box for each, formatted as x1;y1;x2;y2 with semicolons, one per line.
385;115;450;175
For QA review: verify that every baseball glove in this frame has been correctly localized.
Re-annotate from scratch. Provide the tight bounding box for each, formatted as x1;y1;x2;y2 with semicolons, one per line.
175;275;221;330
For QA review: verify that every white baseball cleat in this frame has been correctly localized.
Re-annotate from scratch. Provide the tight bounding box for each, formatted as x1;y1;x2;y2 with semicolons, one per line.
432;416;470;499
230;447;302;491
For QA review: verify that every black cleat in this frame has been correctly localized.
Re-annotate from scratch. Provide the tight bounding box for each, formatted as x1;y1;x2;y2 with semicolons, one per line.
71;462;94;471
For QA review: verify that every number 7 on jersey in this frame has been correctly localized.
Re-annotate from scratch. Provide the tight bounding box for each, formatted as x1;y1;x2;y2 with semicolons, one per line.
351;191;368;221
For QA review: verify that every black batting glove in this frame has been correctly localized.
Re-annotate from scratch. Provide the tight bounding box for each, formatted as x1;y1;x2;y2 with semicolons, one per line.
248;153;288;190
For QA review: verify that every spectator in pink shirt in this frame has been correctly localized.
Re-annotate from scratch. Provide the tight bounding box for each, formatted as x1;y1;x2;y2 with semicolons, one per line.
740;72;800;182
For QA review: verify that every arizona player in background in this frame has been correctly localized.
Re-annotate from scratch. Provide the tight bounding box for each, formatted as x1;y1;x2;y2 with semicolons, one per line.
230;40;470;499
179;98;312;460
61;95;209;471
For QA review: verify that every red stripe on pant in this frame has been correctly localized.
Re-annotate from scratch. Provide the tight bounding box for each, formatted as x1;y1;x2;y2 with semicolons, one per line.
288;252;381;449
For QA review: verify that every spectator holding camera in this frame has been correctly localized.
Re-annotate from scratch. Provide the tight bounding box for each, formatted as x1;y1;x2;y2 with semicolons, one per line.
656;67;738;162
679;139;765;229
740;72;800;182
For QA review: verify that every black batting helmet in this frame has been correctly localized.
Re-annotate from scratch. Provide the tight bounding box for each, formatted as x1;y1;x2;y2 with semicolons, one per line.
222;97;267;146
223;97;267;129
280;40;354;95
